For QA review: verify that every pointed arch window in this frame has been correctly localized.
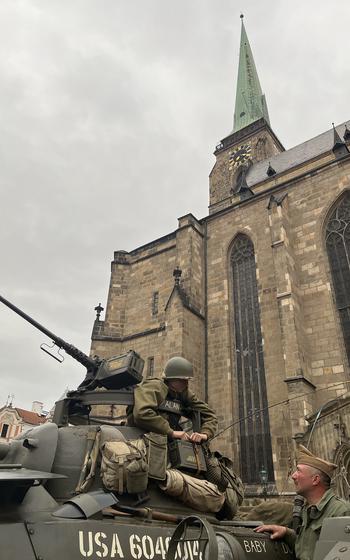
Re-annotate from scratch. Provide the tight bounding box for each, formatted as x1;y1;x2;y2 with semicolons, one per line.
326;194;350;363
230;234;274;483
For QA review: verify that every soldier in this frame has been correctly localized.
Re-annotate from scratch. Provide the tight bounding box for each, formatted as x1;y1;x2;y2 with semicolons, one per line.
255;445;350;560
127;356;217;443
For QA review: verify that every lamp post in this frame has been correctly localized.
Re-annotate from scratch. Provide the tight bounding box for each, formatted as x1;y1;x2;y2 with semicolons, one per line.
259;466;268;501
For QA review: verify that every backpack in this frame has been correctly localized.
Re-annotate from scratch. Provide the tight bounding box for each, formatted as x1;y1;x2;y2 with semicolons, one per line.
100;439;148;494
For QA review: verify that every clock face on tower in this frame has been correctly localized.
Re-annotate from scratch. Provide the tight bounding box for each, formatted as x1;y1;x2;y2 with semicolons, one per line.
228;143;252;171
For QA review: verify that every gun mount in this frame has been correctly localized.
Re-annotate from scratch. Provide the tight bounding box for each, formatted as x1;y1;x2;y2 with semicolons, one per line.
0;294;144;393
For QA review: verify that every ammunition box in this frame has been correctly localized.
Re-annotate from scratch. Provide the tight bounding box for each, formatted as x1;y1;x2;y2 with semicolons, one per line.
168;440;207;473
97;350;144;389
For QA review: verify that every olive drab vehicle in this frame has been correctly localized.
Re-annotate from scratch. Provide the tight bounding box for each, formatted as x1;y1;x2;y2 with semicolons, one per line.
0;294;347;560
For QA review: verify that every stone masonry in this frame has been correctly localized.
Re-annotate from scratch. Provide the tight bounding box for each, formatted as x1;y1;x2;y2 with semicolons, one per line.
91;115;350;494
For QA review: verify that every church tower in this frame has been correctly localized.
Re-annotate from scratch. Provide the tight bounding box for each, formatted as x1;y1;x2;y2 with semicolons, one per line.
92;14;350;494
209;15;284;213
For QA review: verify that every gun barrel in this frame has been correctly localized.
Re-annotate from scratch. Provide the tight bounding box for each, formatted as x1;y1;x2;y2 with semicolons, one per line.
0;294;96;370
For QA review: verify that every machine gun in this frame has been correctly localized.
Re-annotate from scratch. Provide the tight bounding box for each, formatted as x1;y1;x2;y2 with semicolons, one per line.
0;294;144;395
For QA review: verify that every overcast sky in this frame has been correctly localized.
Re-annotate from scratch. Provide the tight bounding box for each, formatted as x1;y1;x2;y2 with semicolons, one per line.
0;0;349;412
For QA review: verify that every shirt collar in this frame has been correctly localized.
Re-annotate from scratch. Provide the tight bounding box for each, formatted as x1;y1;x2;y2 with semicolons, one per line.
308;489;334;512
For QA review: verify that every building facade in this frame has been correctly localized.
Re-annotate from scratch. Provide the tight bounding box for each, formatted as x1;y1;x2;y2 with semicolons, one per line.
90;19;350;493
0;401;47;441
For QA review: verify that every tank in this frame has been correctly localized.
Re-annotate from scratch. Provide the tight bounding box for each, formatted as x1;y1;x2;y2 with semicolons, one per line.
0;293;299;560
313;517;350;560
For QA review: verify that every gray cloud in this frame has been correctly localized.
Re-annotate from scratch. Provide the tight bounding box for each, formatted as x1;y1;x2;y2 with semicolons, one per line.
0;0;349;410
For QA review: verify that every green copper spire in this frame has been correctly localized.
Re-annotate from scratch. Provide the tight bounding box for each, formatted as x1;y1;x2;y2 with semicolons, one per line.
233;15;270;133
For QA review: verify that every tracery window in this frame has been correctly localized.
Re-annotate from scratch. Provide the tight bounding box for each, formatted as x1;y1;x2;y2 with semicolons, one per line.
230;234;274;483
326;194;350;363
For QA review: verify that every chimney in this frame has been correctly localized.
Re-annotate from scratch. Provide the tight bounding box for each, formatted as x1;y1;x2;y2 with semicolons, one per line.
31;401;43;415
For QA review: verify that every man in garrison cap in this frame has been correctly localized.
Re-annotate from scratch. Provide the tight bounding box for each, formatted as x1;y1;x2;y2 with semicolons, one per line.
255;445;350;560
127;356;217;443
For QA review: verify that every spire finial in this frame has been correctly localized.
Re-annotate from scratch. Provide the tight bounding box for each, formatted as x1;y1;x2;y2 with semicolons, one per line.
240;13;244;20
94;303;104;320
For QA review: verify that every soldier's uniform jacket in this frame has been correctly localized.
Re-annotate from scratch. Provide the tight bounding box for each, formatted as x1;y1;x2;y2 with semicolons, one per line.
127;377;218;438
285;489;350;560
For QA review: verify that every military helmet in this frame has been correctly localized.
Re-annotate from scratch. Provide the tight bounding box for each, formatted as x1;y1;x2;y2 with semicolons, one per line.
163;356;193;380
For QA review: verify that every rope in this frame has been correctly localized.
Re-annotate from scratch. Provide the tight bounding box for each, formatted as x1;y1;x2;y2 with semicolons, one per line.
210;380;350;442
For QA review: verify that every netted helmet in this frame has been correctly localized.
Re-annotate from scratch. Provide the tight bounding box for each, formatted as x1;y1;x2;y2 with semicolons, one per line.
163;357;193;380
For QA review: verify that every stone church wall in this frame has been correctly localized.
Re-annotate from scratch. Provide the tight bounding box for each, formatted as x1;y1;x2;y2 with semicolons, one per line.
91;127;350;491
91;216;206;392
205;150;350;490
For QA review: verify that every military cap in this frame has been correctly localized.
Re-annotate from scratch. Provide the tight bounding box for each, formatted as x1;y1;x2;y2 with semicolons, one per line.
297;445;337;478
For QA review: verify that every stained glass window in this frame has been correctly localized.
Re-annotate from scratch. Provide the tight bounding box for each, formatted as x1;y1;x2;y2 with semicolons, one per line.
231;234;274;483
326;194;350;363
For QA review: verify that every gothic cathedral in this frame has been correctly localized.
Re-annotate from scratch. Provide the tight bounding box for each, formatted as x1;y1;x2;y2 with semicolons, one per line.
90;18;350;494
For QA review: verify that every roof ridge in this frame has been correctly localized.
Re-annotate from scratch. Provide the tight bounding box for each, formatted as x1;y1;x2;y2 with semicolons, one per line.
285;120;350;154
243;119;350;189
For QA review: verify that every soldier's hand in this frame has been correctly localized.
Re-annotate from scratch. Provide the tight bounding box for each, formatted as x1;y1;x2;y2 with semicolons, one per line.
189;432;208;443
171;431;190;441
254;525;287;540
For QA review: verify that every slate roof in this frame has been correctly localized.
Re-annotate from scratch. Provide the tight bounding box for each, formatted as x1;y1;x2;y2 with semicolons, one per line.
246;120;350;188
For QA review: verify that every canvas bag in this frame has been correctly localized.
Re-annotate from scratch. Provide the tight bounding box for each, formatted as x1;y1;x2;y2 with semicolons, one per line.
100;439;148;494
143;432;167;481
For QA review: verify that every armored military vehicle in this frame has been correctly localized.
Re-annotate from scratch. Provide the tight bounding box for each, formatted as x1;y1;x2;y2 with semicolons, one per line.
0;294;310;559
313;517;350;560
